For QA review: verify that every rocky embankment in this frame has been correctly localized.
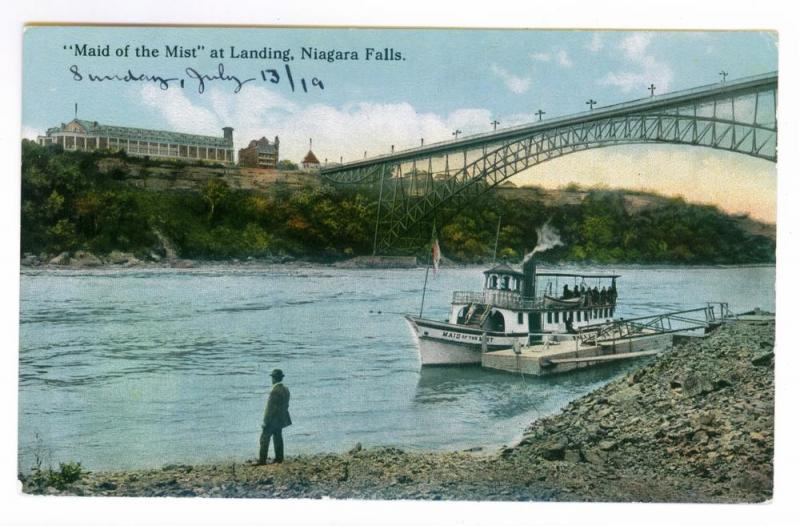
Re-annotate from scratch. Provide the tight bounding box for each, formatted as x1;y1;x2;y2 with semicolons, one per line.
22;319;774;502
20;250;295;269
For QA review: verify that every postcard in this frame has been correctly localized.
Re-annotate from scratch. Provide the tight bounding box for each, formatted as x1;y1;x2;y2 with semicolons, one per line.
18;25;776;504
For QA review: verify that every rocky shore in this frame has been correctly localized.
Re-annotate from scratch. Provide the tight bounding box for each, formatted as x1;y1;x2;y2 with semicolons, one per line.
21;319;774;502
20;250;298;270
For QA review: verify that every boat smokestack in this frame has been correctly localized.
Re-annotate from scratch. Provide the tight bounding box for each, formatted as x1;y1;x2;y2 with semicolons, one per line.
522;257;536;299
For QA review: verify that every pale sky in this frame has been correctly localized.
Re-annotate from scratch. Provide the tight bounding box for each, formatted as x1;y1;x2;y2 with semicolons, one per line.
22;27;778;223
511;145;777;223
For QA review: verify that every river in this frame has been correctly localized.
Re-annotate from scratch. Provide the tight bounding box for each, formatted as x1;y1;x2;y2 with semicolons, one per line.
18;264;775;472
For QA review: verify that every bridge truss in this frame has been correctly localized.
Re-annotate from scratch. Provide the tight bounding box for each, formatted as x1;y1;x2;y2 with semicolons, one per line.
319;72;778;253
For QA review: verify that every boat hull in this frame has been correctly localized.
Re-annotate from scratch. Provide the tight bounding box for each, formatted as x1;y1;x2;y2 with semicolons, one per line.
405;316;527;366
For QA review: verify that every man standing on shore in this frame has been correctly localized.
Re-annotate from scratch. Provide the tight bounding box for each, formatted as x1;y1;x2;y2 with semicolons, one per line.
258;369;291;465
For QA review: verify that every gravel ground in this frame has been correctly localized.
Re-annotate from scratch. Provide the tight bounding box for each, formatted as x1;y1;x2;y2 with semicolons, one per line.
22;319;774;502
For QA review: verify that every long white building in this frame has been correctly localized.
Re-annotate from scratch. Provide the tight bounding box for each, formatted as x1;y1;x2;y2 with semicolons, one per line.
37;119;235;165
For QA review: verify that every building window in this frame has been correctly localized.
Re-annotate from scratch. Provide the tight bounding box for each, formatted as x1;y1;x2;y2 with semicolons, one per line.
547;312;552;324
518;312;524;324
555;312;560;323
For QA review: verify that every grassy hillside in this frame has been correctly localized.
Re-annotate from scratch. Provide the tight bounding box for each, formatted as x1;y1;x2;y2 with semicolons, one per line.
20;141;775;264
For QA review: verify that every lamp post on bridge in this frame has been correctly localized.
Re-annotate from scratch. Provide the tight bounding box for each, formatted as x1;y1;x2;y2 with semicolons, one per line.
420;138;424;147
535;109;545;121
490;120;500;131
648;84;656;97
719;70;728;83
452;129;462;140
586;99;597;111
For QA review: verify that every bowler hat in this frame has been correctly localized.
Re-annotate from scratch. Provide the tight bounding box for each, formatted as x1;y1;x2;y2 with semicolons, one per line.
270;369;284;380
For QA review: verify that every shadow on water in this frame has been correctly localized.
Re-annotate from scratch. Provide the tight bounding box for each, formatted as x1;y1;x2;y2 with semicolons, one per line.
413;357;654;419
416;357;648;392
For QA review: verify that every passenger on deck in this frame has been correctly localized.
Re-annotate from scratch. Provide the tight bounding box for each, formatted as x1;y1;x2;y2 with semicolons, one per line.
563;284;571;299
573;285;580;298
600;286;607;304
609;285;617;304
592;286;600;304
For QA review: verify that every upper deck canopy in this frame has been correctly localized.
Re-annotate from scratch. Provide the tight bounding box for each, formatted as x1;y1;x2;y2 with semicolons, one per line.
482;263;523;277
536;272;621;279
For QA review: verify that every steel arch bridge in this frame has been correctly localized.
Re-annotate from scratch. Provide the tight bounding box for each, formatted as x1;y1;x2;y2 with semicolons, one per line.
319;72;778;253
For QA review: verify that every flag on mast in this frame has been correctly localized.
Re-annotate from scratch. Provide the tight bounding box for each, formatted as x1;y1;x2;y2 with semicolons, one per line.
431;226;441;275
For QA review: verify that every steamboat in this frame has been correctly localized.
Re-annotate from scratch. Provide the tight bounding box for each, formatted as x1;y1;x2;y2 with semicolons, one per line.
405;258;619;365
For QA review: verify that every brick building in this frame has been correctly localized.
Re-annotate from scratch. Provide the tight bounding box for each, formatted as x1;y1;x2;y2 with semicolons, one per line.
238;136;280;169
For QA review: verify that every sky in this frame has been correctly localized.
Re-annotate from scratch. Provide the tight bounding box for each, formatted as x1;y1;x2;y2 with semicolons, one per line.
22;27;778;222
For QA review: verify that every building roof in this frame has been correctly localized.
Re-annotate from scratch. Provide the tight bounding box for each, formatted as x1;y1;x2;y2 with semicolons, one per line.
302;150;320;165
46;119;232;148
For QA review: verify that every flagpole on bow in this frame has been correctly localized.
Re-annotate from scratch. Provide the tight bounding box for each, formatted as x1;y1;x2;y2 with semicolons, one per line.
418;221;440;318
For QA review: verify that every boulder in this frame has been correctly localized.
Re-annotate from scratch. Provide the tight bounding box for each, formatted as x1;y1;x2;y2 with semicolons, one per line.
21;253;40;266
72;250;102;267
49;252;71;265
108;250;137;265
751;352;774;367
564;449;583;463
541;440;567;461
598;440;617;451
681;373;715;397
582;448;606;466
170;259;194;269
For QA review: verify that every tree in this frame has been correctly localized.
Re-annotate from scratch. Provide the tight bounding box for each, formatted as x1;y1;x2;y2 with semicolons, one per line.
277;159;298;171
201;178;230;222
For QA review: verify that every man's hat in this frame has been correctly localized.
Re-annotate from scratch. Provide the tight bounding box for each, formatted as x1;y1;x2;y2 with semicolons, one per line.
270;369;284;380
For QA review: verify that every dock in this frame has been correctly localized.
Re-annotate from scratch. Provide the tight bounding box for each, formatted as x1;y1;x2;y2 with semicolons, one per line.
482;304;733;376
482;332;673;376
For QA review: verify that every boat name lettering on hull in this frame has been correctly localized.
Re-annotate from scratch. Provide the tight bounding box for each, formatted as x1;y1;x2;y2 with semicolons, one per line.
441;330;494;342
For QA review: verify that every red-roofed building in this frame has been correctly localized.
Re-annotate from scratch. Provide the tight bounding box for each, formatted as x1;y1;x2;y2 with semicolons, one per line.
301;149;320;171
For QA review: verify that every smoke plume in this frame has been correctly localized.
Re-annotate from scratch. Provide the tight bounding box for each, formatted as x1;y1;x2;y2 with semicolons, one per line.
523;222;563;262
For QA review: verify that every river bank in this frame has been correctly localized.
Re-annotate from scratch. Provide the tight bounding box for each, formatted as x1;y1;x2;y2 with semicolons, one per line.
20;251;778;271
21;318;774;502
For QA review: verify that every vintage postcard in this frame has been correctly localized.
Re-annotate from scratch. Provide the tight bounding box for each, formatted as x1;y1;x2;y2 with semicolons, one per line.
18;24;777;506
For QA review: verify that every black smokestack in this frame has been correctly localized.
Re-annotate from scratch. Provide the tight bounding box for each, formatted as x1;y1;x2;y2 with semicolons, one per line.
522;256;536;299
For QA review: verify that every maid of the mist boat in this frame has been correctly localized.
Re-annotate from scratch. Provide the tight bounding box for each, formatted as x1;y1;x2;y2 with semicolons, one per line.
405;257;620;366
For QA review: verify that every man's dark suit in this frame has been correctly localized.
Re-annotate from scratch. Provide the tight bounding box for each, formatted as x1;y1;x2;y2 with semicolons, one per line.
258;382;291;463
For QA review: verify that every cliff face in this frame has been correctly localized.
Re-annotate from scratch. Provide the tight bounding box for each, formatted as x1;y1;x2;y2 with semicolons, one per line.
23;319;775;502
22;143;776;264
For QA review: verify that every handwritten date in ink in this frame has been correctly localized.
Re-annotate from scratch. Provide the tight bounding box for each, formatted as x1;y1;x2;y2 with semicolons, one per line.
260;64;325;93
68;63;325;95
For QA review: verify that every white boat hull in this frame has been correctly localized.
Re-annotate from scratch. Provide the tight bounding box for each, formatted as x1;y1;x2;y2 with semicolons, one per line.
405;316;527;366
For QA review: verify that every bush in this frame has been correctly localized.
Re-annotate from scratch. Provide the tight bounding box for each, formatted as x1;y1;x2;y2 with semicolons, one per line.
27;461;84;491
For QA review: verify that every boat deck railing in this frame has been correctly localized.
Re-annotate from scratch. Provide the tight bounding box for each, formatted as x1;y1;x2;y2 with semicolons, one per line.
452;290;542;310
452;289;619;311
